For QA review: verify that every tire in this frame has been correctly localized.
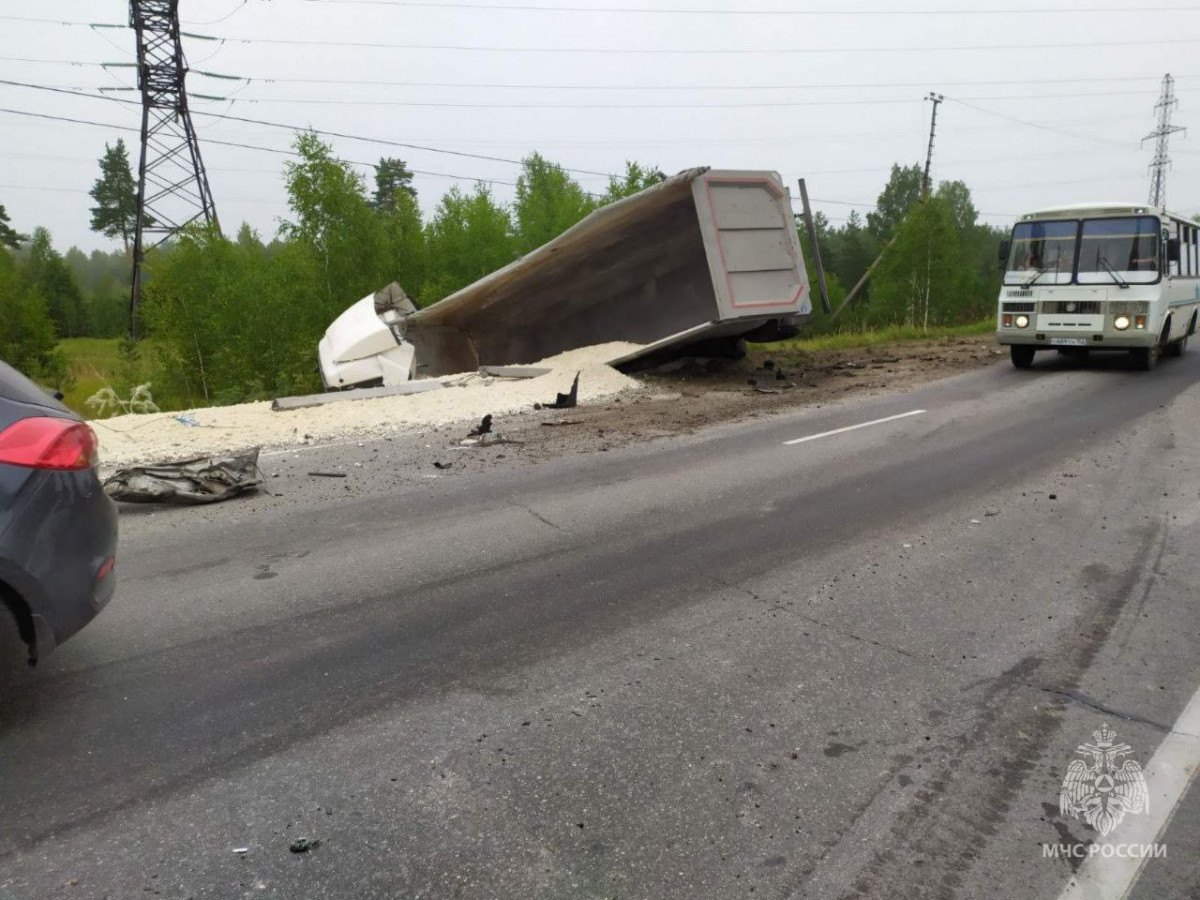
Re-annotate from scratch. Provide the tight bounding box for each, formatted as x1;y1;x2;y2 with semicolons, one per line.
0;602;29;695
1167;336;1187;358
1010;345;1036;369
1132;346;1158;371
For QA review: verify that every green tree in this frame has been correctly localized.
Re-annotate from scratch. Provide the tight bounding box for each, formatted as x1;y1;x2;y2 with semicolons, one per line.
379;188;427;300
0;203;27;249
279;131;391;308
62;245;130;337
935;180;978;232
23;227;87;337
141;224;326;405
422;183;515;302
89;139;139;252
867;163;924;241
372;157;416;210
603;161;666;202
0;250;67;385
871;196;971;328
512;152;597;255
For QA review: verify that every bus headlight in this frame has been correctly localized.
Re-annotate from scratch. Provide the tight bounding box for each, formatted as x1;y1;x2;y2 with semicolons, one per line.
1114;315;1131;331
1015;314;1030;329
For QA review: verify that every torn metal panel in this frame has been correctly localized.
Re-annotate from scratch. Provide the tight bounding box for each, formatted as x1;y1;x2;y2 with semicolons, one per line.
272;380;444;411
103;449;262;504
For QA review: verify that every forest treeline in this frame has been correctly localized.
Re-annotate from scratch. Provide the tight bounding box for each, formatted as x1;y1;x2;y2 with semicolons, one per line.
1;132;1005;408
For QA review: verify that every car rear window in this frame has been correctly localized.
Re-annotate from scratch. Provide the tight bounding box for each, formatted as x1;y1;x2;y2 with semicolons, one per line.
0;359;72;414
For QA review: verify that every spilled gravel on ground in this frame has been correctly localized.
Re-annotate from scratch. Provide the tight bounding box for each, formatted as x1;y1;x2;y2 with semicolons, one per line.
93;342;644;467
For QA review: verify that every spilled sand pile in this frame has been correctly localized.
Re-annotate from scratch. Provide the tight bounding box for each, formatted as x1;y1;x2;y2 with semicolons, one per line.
94;342;644;467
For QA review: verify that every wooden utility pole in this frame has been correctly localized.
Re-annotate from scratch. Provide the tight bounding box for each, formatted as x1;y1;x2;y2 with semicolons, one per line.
922;93;944;199
797;179;832;314
826;235;897;325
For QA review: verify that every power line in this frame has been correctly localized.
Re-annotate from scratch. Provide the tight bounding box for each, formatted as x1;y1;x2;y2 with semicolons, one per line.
291;0;1200;14
5;16;1200;54
945;95;1139;149
189;34;1200;55
0;57;1196;94
0;106;526;186
3;78;1182;112
105;87;1179;110
0;82;1154;151
0;79;617;177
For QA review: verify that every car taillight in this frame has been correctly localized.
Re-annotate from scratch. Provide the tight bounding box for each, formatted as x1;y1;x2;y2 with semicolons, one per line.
0;417;99;470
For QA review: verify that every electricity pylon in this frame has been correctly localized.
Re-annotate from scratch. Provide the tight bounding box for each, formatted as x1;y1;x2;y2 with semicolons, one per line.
1144;74;1186;210
129;0;218;328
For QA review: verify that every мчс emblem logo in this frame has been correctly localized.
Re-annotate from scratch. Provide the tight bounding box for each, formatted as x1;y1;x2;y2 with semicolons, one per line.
1059;723;1149;836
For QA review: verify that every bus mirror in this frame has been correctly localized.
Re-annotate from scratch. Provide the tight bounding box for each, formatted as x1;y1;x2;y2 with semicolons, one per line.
998;240;1010;267
1167;237;1182;263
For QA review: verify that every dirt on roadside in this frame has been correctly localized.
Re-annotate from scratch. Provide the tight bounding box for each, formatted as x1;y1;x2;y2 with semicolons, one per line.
400;333;1003;480
458;334;1004;466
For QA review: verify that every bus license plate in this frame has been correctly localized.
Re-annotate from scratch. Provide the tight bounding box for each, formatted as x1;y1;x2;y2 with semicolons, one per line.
1049;338;1087;347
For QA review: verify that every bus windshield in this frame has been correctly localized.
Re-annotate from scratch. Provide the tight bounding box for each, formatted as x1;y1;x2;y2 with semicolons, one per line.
1004;220;1076;286
1076;216;1159;285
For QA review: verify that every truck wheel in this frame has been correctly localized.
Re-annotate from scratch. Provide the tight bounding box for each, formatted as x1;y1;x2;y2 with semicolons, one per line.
1167;336;1187;358
1010;345;1036;369
0;603;29;694
1132;347;1158;370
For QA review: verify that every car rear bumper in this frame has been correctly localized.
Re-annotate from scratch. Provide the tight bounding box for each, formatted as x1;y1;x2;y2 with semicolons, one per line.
0;465;118;656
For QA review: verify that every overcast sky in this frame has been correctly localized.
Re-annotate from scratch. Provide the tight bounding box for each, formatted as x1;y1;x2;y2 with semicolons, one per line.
2;0;1197;254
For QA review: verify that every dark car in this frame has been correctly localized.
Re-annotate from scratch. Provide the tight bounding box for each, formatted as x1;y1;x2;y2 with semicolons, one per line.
0;359;117;688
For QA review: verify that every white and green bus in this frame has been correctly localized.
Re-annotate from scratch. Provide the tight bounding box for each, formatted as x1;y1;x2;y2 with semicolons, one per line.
997;203;1200;370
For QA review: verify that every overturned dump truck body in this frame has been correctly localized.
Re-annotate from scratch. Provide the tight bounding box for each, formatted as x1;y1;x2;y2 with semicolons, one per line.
319;167;811;388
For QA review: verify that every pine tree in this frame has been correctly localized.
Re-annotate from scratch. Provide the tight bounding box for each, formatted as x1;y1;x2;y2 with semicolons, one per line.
372;157;416;210
0;203;26;249
89;139;139;252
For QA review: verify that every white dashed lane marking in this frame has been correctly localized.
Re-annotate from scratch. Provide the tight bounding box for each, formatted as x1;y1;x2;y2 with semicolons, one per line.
783;409;926;446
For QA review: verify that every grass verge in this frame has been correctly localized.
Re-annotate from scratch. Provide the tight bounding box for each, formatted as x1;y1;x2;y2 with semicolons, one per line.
57;337;155;418
769;320;993;355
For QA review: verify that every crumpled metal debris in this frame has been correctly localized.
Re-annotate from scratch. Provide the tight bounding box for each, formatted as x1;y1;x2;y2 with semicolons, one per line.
103;448;262;505
537;372;580;410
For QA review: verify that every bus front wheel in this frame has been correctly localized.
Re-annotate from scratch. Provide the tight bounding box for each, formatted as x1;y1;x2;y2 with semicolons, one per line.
1132;347;1158;371
1010;345;1036;369
1167;335;1188;358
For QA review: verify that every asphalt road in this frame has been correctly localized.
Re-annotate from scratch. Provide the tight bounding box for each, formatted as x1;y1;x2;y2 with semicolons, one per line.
3;350;1200;900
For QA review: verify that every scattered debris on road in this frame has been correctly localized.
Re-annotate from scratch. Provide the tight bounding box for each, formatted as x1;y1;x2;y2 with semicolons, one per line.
469;414;494;436
308;471;347;478
288;838;320;854
103;449;262;505
433;461;453;470
539;372;580;410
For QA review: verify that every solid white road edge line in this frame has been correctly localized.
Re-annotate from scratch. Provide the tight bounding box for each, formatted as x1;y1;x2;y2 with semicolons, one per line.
782;409;927;446
1056;684;1200;900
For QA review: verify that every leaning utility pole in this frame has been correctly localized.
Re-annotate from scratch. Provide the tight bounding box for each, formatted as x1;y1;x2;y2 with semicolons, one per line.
830;91;944;326
922;93;944;199
1143;74;1186;209
128;0;218;330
